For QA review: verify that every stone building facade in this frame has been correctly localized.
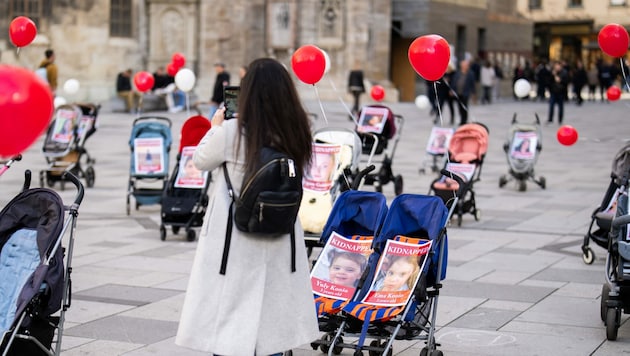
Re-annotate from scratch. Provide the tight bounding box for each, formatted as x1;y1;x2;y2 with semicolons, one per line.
1;0;531;104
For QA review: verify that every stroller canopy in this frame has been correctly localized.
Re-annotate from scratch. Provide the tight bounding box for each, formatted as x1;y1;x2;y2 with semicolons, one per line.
449;123;489;163
179;115;211;153
320;191;388;244
612;142;630;184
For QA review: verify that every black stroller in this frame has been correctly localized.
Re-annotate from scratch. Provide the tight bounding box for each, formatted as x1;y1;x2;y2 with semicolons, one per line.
498;113;546;192
160;116;211;242
0;171;83;355
39;103;100;190
600;165;630;340
582;142;630;264
355;105;405;196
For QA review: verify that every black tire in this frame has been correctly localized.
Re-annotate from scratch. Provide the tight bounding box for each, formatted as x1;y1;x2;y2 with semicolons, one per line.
539;176;546;189
394;175;403;196
457;214;462;227
319;334;330;353
499;175;507;188
420;347;429;356
159;225;166;241
518;180;527;192
172;226;180;235
430;350;444;356
368;340;380;356
353;351;363;356
333;336;343;355
186;229;196;242
85;166;95;188
606;307;619;340
601;283;611;322
381;342;393;356
126;196;130;216
474;209;481;221
582;247;595;265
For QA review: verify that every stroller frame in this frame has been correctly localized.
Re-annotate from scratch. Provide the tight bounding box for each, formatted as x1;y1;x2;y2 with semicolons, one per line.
314;187;458;356
1;171;83;356
39;104;100;191
498;113;546;192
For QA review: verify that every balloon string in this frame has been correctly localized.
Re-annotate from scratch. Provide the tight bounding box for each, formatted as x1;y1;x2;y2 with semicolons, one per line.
313;84;329;125
620;58;630;92
185;92;190;118
328;77;358;125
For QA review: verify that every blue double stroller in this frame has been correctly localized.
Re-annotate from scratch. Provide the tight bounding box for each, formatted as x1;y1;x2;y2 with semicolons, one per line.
126;116;172;215
310;190;453;356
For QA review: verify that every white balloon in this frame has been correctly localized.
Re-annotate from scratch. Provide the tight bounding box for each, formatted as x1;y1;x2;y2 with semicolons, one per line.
415;95;431;111
54;96;67;108
63;79;80;95
322;49;331;74
175;68;196;92
513;78;531;98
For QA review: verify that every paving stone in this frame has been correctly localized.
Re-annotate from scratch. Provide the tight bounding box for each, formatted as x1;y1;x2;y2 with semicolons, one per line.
442;280;554;303
448;308;521;330
65;315;178;344
73;284;181;306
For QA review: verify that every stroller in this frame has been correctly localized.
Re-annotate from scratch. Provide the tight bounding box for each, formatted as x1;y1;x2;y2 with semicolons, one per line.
126;116;172;215
299;127;363;252
39;103;100;190
419;126;454;175
0;171;83;355
582;142;630;264
314;193;452;356
160;115;211;242
498;113;546;191
308;189;389;352
600;165;630;340
429;122;489;226
355;105;405;196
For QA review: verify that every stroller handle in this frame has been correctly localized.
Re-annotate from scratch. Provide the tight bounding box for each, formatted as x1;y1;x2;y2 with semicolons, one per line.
61;171;85;206
133;116;172;128
612;214;630;228
352;165;376;190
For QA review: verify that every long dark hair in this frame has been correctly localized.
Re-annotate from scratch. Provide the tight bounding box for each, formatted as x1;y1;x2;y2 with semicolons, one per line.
237;58;312;177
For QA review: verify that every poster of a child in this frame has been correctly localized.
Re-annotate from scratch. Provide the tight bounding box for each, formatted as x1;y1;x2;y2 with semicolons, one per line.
510;131;537;160
303;143;341;192
175;146;208;188
357;107;389;134
134;137;165;175
52;109;78;143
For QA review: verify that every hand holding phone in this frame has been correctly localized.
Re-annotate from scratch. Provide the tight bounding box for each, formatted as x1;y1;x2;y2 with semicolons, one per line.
224;86;240;120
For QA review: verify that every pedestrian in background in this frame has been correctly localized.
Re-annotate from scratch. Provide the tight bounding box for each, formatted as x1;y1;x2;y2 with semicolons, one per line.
451;59;476;125
480;60;496;104
38;49;58;94
572;60;587;106
209;62;230;118
547;61;569;124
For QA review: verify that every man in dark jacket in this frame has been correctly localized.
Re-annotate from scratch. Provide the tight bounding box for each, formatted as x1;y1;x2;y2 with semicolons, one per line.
209;62;230;118
451;59;476;125
116;69;141;113
547;61;569;124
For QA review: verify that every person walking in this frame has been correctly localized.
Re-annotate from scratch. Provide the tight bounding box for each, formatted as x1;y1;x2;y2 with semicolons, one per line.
480;60;496;105
38;49;58;94
547;61;569;124
116;69;141;114
572;60;587;106
451;59;476;125
209;62;230;118
176;58;319;355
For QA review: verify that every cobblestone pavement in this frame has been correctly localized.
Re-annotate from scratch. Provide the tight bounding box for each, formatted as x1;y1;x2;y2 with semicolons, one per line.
1;94;629;355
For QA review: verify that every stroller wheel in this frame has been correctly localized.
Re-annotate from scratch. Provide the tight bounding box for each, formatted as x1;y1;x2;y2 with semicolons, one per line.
606;308;620;340
539;176;546;189
283;351;293;356
159;225;166;241
474;209;482;221
172;226;180;235
186;229;196;242
85;166;95;188
582;247;595;265
499;175;508;188
601;283;611;322
353;350;364;356
457;214;462;227
394;175;403;196
430;350;444;356
518;181;527;192
333;336;344;355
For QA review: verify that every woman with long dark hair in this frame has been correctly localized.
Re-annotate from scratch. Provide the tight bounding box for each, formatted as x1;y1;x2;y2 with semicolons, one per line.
176;58;318;355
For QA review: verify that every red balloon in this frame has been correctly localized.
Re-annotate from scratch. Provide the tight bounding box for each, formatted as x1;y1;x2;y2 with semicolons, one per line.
556;125;579;146
607;85;622;101
9;16;37;48
598;23;629;58
371;85;385;101
133;71;155;93
166;62;179;77
0;65;53;157
172;52;186;69
291;45;326;85
408;34;451;81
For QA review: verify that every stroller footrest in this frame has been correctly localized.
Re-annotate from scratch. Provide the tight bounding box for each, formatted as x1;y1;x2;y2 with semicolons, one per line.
618;241;630;260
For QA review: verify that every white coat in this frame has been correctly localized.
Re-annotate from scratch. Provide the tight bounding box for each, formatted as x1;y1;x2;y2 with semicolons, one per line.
175;119;319;355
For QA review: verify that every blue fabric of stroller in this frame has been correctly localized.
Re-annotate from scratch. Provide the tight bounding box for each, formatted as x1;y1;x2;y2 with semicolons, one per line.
129;121;172;177
0;229;40;332
319;190;388;245
0;189;65;330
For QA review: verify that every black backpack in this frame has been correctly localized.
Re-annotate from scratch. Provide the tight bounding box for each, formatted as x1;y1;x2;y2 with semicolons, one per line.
220;147;302;274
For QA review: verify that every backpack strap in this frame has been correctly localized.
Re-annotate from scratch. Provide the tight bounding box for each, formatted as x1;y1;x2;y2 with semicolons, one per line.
220;162;234;275
221;162;296;274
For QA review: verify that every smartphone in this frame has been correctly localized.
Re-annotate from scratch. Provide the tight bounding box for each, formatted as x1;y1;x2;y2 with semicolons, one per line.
224;86;240;120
